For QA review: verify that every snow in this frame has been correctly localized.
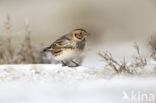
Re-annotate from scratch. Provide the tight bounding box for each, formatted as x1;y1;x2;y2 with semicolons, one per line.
0;64;156;103
0;41;155;103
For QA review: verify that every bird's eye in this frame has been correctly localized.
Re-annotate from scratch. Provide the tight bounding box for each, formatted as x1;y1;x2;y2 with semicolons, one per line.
75;33;82;39
75;33;78;37
80;32;84;37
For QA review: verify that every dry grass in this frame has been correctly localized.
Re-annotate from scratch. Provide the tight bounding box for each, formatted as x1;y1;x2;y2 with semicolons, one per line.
133;42;147;67
98;51;132;74
149;36;156;60
98;42;148;75
0;15;50;64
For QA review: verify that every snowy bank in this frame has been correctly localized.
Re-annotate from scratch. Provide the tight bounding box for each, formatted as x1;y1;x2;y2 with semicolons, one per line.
0;64;156;103
0;64;108;82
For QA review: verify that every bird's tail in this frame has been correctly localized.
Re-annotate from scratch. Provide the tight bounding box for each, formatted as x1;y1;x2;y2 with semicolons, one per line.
43;46;52;52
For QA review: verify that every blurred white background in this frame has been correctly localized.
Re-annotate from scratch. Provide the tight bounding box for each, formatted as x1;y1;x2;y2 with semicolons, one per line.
0;0;156;46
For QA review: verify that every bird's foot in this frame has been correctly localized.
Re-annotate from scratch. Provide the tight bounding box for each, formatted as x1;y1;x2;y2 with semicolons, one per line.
61;61;67;66
71;60;80;67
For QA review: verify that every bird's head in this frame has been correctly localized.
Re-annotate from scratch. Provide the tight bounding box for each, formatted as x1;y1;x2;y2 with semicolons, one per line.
71;29;89;41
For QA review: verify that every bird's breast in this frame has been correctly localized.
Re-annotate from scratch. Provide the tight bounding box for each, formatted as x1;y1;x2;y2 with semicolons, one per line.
53;49;82;61
76;40;86;50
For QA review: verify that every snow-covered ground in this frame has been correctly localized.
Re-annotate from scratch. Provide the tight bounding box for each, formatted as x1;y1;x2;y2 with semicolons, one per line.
0;64;156;103
0;41;155;103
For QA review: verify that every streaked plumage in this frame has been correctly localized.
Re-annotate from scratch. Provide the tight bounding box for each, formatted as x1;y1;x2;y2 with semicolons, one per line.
43;29;89;66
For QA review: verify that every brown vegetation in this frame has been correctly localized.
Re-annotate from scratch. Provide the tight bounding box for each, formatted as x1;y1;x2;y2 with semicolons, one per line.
0;15;50;64
98;42;149;75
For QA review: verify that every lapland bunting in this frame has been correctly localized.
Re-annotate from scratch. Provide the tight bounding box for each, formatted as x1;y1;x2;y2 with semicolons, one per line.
43;29;89;66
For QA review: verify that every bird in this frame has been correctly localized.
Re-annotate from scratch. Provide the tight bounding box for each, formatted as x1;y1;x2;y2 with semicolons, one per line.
43;29;89;67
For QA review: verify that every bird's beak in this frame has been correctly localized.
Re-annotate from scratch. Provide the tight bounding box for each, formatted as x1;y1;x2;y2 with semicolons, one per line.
85;32;90;37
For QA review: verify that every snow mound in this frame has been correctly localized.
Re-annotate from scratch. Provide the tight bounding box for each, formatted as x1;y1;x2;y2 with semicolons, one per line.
0;64;156;103
0;61;156;82
0;64;109;82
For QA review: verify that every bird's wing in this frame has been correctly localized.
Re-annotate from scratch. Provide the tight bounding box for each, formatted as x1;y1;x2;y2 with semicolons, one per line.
53;36;71;48
43;35;73;53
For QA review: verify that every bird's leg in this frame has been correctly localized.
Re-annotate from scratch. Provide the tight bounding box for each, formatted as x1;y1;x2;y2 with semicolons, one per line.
71;60;80;67
61;61;67;66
